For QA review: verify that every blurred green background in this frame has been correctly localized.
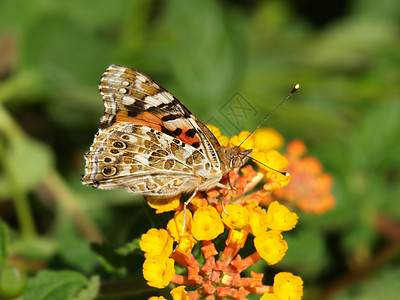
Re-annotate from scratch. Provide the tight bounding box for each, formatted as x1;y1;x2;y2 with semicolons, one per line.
1;0;400;299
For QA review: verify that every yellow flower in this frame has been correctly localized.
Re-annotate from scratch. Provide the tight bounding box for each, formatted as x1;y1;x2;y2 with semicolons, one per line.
260;293;280;300
254;230;288;265
167;210;193;241
273;272;304;300
221;204;249;229
207;124;229;146
253;150;288;172
171;286;189;299
142;255;175;288
148;297;167;300
254;127;284;151
246;204;268;236
229;131;254;150
266;201;298;231
206;124;221;136
218;135;230;147
191;206;224;240
175;235;197;257
226;229;247;248
146;195;181;213
139;228;173;258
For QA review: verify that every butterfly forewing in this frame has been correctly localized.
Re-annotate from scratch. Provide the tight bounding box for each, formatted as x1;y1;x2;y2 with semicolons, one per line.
83;65;237;196
98;65;222;168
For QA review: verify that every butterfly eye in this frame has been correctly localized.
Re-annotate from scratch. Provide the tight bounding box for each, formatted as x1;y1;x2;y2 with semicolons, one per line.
102;166;117;176
230;157;242;169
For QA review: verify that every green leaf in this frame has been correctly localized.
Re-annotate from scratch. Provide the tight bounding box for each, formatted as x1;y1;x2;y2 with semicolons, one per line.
332;267;400;300
0;219;9;266
0;135;54;198
283;227;327;280
23;270;88;300
70;275;100;300
56;228;99;274
11;237;58;262
115;238;141;256
91;243;126;277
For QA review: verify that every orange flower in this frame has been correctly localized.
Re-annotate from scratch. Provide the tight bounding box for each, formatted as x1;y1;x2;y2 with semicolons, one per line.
275;140;335;214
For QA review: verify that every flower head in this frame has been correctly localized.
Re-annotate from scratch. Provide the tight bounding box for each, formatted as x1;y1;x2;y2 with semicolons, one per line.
140;228;174;258
266;201;298;231
191;206;224;241
139;127;334;299
143;255;175;288
273;272;304;300
274;140;335;214
254;230;288;265
221;204;249;229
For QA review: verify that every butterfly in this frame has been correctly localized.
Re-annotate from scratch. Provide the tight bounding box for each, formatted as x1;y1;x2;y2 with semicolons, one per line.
82;65;252;207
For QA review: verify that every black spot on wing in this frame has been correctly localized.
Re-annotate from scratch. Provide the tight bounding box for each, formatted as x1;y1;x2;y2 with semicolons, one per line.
191;142;200;148
172;128;182;136
127;110;139;118
161;126;174;136
161;114;181;122
185;129;196;138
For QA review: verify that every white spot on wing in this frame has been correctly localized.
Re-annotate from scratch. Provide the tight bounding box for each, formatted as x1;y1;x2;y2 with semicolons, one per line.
164;92;175;101
144;94;165;106
134;154;150;165
136;75;147;82
152;92;172;104
122;96;136;105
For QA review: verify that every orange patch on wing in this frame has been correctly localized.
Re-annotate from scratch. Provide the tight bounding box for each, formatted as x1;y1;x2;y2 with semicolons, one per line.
175;130;201;148
139;83;158;95
116;111;163;132
116;111;202;148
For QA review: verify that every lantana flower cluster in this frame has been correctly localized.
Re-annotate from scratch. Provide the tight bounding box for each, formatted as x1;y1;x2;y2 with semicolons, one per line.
142;201;302;299
141;126;334;299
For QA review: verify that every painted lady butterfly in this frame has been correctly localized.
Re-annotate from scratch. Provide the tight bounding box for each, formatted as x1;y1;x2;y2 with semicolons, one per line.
82;65;252;206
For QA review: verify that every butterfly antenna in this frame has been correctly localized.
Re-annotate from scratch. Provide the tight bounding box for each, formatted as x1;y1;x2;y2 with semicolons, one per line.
238;84;300;148
238;153;290;176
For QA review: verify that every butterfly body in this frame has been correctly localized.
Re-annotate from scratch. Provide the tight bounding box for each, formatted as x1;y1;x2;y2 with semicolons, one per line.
83;65;251;198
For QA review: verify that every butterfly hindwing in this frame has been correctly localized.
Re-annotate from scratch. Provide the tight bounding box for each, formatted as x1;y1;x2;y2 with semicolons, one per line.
83;123;220;196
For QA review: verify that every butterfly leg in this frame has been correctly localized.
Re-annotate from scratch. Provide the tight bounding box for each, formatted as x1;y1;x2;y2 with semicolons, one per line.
181;187;199;236
216;182;232;215
227;172;238;192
